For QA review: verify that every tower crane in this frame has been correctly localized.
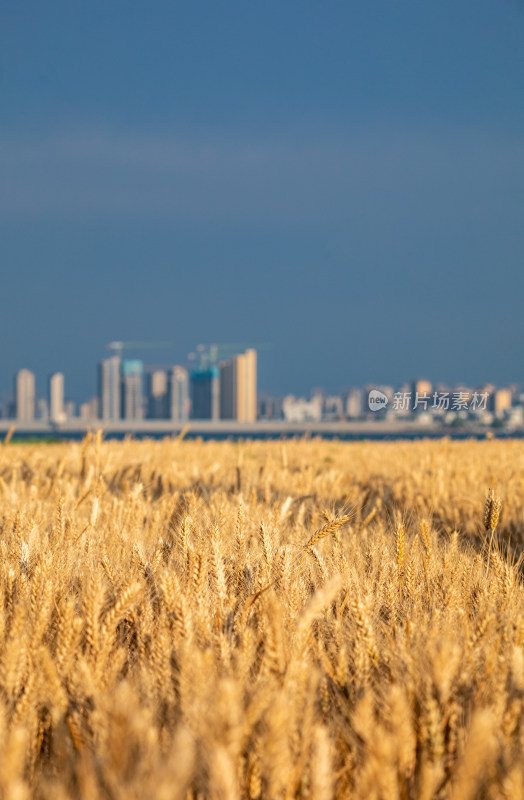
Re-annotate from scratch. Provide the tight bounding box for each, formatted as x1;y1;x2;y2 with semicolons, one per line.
188;343;271;370
106;341;174;359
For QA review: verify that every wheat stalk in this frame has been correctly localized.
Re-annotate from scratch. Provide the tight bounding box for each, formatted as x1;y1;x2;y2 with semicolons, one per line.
0;438;519;798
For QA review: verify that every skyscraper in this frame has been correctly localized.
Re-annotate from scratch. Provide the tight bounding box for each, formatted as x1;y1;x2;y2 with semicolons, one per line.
219;360;234;419
15;369;35;422
242;348;257;422
98;356;121;421
49;372;65;424
219;349;257;422
169;366;189;422
190;367;219;420
121;360;144;421
147;370;169;419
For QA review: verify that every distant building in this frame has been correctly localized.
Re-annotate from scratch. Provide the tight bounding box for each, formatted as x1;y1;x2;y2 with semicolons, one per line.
80;397;99;422
169;366;189;422
242;349;257;422
323;395;344;420
491;388;512;417
190;367;219;420
219;349;257;422
147;370;169;419
98;356;121;421
411;379;432;413
145;367;189;421
282;394;322;423
121;360;144;421
345;388;364;419
258;395;281;420
219;360;234;419
15;369;35;422
505;406;523;427
49;372;65;423
36;398;49;422
89;396;99;419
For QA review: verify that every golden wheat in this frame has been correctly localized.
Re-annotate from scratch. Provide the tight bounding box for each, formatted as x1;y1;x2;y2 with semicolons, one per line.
0;437;521;798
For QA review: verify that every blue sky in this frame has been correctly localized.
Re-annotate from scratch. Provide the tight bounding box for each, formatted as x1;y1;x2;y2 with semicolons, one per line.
1;1;523;402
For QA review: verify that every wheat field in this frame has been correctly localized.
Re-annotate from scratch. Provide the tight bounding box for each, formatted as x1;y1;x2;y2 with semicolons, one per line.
0;435;523;799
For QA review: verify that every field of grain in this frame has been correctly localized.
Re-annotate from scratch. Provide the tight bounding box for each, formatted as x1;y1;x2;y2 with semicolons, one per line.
0;436;523;799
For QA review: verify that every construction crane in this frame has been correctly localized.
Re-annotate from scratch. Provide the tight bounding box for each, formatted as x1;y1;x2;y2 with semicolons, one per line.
188;343;271;370
106;341;174;359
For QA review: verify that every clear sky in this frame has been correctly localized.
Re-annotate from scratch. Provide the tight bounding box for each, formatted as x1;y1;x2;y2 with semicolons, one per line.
1;0;523;403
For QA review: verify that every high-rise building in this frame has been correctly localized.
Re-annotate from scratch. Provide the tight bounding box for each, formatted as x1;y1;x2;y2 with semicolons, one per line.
121;360;144;421
190;367;219;420
49;372;65;423
219;360;234;419
147;370;169;419
242;349;257;422
169;366;189;421
219;349;257;422
15;369;35;422
98;356;121;421
345;388;364;418
491;388;512;417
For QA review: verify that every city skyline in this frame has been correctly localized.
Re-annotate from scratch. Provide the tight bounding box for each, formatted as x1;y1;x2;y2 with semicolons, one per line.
2;349;522;428
3;346;261;424
1;339;522;414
